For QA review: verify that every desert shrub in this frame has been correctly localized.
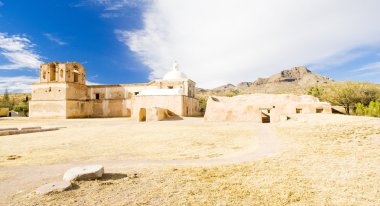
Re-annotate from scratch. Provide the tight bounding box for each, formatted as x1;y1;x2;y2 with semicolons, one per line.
321;82;380;114
13;101;29;116
198;96;208;114
307;86;324;98
225;89;240;97
355;101;380;117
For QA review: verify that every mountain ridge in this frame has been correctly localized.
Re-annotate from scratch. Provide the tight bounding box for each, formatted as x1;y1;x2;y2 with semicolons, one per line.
197;66;333;96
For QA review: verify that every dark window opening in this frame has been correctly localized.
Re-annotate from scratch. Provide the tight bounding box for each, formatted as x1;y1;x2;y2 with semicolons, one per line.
95;93;100;100
296;108;302;114
50;66;56;81
139;108;146;122
168;86;173;89
74;73;79;83
261;111;270;123
316;108;323;113
134;92;139;95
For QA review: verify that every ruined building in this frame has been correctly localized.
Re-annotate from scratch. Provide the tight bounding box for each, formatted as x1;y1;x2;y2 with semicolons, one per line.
29;62;199;120
204;94;332;123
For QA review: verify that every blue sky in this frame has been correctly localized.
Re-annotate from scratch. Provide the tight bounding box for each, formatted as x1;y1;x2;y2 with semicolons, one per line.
0;0;380;93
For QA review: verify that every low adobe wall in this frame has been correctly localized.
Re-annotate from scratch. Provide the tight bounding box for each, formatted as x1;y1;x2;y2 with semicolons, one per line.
132;107;171;122
204;94;332;122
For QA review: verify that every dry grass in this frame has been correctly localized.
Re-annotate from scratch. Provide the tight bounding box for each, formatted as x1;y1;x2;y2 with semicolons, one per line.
0;118;258;167
4;114;380;205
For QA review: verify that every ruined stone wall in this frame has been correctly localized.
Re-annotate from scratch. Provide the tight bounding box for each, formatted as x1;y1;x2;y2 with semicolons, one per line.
131;95;184;119
183;96;201;116
204;94;332;122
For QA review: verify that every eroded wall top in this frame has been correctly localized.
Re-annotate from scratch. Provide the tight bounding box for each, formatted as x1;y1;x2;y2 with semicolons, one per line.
39;62;86;85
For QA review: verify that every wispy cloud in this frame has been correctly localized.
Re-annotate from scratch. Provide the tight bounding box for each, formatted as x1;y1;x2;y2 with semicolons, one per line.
75;0;146;18
92;0;141;10
309;49;368;70
86;80;100;85
43;33;67;46
0;76;39;93
0;33;43;70
0;1;4;7
355;62;380;72
119;0;380;88
353;61;380;77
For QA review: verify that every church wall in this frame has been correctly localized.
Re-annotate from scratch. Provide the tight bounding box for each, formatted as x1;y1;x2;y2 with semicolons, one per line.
66;100;92;118
30;62;199;119
131;95;184;119
29;100;67;118
31;83;68;101
182;96;200;116
90;99;130;118
66;83;88;100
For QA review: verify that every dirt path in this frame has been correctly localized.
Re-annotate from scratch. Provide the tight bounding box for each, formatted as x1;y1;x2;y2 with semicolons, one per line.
0;124;284;204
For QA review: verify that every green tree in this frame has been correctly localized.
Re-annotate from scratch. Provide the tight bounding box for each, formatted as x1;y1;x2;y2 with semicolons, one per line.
0;88;10;109
198;96;208;114
13;101;29;116
355;101;380;117
321;82;380;114
226;89;240;97
307;86;324;98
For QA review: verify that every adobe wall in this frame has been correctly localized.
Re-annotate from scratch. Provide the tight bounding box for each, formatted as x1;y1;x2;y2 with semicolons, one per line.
29;100;67;118
146;107;170;122
90;99;130;118
30;62;199;119
183;96;201;116
31;83;68;101
131;95;184;119
66;100;92;118
204;97;262;122
66;83;88;100
204;94;332;122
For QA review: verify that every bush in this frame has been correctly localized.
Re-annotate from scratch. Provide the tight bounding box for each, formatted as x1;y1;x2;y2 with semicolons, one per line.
355;101;380;117
320;82;380;114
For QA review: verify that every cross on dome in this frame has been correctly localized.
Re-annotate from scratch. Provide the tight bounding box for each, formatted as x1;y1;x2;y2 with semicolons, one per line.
163;61;188;80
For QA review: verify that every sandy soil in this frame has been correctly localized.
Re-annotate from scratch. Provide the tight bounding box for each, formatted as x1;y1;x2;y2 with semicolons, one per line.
0;117;259;167
2;114;380;205
0;117;264;204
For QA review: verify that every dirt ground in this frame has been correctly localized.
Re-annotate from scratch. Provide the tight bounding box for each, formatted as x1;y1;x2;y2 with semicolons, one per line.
1;114;380;205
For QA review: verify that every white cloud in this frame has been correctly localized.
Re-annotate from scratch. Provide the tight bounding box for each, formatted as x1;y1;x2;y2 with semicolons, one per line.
86;80;100;85
353;61;380;78
119;0;380;88
44;33;67;46
93;0;141;10
0;33;43;70
0;76;39;93
356;62;380;72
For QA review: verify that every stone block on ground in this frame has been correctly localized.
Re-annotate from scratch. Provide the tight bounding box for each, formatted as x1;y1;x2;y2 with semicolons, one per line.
36;181;72;195
63;164;104;182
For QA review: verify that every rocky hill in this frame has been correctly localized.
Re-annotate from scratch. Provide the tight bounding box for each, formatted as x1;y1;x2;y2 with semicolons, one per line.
197;66;333;96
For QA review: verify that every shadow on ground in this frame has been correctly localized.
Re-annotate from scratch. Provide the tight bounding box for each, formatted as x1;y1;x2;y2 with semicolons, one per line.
100;173;129;181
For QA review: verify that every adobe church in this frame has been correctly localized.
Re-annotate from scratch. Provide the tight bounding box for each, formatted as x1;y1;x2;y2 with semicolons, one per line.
29;62;199;119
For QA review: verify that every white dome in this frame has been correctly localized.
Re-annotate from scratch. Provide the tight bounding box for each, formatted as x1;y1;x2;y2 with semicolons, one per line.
163;62;188;80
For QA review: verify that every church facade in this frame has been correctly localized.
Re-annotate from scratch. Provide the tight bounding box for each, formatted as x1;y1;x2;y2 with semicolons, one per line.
29;62;199;119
